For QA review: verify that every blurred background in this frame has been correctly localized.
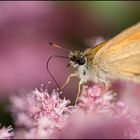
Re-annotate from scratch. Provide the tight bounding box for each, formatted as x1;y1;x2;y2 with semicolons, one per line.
0;1;140;126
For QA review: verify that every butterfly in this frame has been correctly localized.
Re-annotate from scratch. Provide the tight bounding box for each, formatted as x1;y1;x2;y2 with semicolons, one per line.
47;22;140;104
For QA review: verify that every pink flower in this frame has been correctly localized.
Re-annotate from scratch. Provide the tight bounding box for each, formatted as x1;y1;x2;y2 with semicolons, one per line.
10;82;140;139
10;85;72;138
0;125;13;139
53;83;140;139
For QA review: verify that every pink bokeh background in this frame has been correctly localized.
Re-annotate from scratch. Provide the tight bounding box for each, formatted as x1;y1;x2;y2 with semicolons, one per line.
1;2;140;139
0;2;73;98
0;1;109;101
0;1;140;103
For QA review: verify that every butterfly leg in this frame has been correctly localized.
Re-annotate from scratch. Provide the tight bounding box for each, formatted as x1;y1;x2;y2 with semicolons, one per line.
75;82;82;105
61;73;78;90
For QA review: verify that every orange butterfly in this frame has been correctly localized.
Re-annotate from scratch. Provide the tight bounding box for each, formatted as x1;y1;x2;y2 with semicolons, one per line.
48;22;140;104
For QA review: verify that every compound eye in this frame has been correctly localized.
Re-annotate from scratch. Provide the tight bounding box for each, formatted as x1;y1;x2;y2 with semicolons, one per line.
78;57;85;65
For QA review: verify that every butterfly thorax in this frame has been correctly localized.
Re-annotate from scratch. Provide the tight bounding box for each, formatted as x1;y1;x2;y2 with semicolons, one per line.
69;50;101;84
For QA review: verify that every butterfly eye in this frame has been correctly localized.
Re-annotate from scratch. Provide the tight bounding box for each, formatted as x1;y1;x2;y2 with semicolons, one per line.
77;57;85;65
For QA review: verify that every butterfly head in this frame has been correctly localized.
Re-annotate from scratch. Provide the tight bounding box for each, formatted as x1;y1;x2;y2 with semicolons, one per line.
69;51;86;67
48;42;87;68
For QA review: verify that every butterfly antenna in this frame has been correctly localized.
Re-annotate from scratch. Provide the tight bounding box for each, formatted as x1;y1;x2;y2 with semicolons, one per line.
49;42;70;52
46;55;69;89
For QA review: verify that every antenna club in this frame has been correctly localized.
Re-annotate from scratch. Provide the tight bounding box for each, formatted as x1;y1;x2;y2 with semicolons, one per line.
49;42;53;46
48;42;70;52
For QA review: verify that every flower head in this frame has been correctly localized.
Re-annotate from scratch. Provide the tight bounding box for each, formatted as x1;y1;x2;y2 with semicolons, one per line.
10;85;72;138
0;125;13;139
9;82;140;139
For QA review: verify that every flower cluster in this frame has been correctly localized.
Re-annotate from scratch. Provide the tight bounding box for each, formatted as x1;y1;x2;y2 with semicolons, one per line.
52;83;140;139
79;83;124;115
0;125;13;139
10;86;72;139
9;82;140;139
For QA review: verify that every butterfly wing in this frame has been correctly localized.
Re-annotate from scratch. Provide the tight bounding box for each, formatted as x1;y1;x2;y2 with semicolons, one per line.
94;22;140;61
101;40;140;82
85;23;140;83
91;23;140;82
84;41;107;63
